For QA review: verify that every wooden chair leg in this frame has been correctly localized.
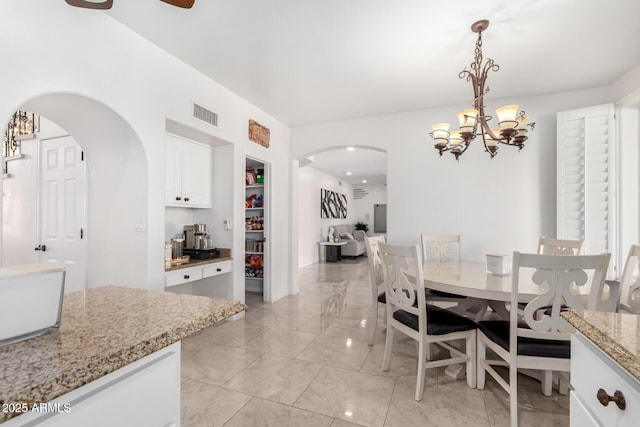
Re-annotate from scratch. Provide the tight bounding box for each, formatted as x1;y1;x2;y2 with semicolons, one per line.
510;362;518;427
415;339;426;401
542;370;553;396
382;323;394;371
368;303;378;346
476;335;486;389
466;331;476;388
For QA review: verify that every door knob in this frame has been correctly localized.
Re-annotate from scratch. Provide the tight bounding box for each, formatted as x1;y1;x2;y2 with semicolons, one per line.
34;245;47;252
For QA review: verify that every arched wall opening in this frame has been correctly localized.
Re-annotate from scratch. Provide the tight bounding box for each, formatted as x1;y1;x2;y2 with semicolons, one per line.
294;145;388;268
2;92;150;289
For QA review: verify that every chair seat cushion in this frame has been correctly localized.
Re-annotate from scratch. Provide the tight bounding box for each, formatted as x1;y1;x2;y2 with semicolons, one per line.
393;305;477;335
478;320;570;358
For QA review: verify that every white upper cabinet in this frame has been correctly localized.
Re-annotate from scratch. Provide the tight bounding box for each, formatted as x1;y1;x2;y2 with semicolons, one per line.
165;133;212;208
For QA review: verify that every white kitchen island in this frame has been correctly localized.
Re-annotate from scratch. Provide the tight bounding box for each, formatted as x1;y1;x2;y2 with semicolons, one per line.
0;286;246;426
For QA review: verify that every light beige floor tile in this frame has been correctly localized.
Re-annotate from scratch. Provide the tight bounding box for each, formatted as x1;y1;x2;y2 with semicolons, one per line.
331;419;367;427
242;327;317;357
182;335;217;353
223;353;323;405
181;379;252;427
224;397;334;427
193;318;266;347
359;335;420;379
297;315;360;338
296;334;371;371
244;307;270;324
181;344;260;385
483;391;569;427
385;376;490;427
294;366;396;427
246;310;317;330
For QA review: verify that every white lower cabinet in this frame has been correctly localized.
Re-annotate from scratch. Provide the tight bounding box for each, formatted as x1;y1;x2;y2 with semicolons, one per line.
5;342;180;427
571;333;640;427
165;260;232;288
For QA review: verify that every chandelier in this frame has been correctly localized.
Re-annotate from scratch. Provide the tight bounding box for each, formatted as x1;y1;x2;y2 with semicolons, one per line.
431;20;534;160
3;111;40;159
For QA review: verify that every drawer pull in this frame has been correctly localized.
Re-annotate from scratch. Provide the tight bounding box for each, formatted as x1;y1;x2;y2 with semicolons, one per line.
184;274;190;279
597;388;626;410
217;268;222;272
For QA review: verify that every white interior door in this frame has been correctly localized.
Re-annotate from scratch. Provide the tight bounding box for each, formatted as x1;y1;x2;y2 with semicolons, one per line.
39;136;87;294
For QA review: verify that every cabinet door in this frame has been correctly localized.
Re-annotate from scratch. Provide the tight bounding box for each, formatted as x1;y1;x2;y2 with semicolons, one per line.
182;141;212;207
165;135;183;205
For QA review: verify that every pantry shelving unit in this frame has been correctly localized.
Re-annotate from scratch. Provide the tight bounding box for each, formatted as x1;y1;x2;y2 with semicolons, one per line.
244;158;268;296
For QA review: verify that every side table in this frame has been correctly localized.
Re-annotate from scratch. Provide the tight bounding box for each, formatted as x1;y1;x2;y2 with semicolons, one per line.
319;241;347;262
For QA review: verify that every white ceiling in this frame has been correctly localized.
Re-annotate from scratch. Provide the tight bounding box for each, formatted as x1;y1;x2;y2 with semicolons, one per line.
305;147;387;186
104;0;640;182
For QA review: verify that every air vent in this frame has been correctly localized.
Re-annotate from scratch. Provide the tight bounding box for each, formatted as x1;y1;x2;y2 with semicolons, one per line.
193;103;218;127
354;188;368;200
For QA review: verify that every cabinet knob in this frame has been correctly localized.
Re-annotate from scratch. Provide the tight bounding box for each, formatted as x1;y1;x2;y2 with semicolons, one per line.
184;197;190;202
176;196;182;201
184;274;190;279
597;388;626;410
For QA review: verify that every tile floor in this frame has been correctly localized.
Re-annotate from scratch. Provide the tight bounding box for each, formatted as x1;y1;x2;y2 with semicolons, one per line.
181;258;570;426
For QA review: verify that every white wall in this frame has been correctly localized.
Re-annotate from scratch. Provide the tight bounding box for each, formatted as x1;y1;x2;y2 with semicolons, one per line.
298;166;354;267
352;184;387;234
291;87;613;262
0;1;291;302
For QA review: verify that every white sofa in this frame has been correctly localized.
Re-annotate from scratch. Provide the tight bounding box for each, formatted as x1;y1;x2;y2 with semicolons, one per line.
333;224;366;257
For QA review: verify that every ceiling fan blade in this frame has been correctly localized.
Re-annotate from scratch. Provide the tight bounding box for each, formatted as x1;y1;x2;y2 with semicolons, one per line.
65;0;113;9
160;0;195;8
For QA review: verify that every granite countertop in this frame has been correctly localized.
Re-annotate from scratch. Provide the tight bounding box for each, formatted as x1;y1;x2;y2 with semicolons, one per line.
164;248;232;272
563;309;640;382
0;286;246;423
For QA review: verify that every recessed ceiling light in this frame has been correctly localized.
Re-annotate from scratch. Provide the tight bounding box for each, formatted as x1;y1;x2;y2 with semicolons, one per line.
361;179;367;183
346;171;352;175
346;147;355;152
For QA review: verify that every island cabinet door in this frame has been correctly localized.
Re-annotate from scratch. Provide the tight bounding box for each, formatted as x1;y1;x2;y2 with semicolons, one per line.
9;342;181;427
571;334;640;427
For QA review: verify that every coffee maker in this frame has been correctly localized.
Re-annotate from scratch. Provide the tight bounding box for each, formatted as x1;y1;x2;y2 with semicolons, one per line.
183;224;219;259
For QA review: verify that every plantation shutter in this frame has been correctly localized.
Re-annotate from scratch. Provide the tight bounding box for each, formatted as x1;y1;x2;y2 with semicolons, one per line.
557;104;615;268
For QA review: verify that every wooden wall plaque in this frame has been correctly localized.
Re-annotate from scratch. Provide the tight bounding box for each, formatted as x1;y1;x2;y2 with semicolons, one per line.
248;119;270;148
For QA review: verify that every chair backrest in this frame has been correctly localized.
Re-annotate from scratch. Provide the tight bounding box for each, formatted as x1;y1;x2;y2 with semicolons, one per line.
378;242;426;329
365;235;386;302
619;244;640;314
420;234;461;262
538;237;586;256
511;252;611;344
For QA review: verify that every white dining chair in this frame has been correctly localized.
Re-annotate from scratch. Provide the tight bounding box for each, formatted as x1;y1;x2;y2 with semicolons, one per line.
476;251;611;427
617;244;640;314
538;236;586;255
378;242;477;401
364;235;386;345
421;233;487;320
421;234;461;262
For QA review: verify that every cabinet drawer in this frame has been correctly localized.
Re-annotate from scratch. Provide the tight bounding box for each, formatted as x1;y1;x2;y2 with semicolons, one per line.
165;267;202;287
202;261;232;278
571;334;640;426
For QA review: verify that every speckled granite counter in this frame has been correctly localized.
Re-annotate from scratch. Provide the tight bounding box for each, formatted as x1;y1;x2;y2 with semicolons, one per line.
0;286;246;423
563;309;640;382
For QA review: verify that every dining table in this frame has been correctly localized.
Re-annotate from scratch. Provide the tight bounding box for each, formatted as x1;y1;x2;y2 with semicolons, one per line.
416;260;615;317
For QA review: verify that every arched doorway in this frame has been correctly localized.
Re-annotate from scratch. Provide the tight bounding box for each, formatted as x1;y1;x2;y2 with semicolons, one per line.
1;93;149;290
295;146;388;267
